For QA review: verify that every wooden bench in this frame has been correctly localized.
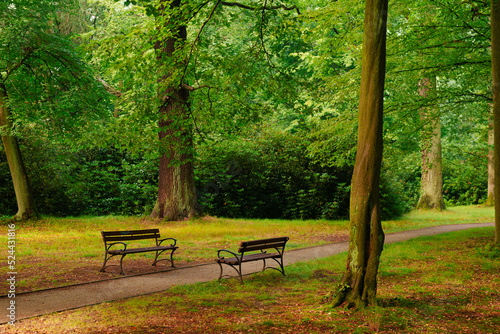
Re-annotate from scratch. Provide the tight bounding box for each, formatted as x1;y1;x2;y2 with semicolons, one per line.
216;236;289;283
100;229;178;275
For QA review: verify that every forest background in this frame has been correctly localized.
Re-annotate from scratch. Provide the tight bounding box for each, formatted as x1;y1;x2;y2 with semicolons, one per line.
0;0;492;221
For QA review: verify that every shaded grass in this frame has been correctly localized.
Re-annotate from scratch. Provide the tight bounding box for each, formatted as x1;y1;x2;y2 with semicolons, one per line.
2;227;498;333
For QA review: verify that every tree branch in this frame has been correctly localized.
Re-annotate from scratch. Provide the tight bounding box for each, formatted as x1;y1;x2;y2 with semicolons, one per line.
4;48;35;82
95;76;122;97
221;1;301;14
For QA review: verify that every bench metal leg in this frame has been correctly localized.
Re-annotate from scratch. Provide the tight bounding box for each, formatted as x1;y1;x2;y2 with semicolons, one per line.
152;249;176;268
268;257;285;276
217;262;243;283
119;254;127;275
100;253;119;273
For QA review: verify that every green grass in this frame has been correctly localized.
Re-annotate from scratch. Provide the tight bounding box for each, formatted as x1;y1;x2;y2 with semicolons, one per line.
3;226;498;333
0;205;494;293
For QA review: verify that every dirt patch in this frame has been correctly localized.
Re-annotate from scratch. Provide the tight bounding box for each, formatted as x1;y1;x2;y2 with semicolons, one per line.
310;233;349;243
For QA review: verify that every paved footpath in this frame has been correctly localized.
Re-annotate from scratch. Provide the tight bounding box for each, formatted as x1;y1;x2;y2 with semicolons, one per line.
0;223;493;323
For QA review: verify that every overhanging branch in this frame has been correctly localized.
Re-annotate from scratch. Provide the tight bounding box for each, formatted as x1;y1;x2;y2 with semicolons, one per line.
221;1;301;14
95;76;122;97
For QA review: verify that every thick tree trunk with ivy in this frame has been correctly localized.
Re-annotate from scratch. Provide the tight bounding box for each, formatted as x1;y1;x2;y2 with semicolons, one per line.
150;0;198;220
487;112;494;207
0;83;39;221
330;0;387;309
492;0;500;243
416;77;444;211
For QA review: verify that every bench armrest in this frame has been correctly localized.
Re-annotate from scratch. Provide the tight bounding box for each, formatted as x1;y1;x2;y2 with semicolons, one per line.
158;237;177;247
216;249;239;259
106;242;127;252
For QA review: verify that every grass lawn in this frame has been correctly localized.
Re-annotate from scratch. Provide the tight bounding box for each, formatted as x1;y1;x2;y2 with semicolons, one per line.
0;205;498;332
0;205;495;292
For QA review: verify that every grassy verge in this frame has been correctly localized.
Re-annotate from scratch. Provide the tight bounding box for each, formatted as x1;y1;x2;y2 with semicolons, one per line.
3;226;498;333
0;205;494;293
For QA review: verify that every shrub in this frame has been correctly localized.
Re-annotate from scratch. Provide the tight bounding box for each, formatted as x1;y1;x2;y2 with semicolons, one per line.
195;128;409;220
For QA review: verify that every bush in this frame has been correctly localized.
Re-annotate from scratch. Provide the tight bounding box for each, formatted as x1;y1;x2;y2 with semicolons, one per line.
66;147;158;216
1;129;412;220
0;143;157;217
195;128;409;220
443;161;487;206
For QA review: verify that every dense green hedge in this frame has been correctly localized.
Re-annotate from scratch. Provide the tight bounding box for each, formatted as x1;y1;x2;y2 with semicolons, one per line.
0;145;158;217
2;128;485;220
195;132;352;220
195;129;410;220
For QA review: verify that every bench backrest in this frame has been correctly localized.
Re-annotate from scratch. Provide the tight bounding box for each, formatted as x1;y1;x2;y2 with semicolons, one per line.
238;236;289;253
101;229;161;243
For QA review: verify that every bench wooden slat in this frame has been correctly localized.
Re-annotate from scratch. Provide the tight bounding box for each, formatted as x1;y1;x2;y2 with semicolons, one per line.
102;229;161;242
102;229;160;236
108;245;177;255
103;234;160;242
238;241;288;253
239;237;289;247
218;252;280;265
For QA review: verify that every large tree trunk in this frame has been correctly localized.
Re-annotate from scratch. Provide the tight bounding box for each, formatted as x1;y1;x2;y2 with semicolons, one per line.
492;0;500;243
416;77;445;211
487;111;494;207
330;0;387;309
150;0;198;220
0;83;39;221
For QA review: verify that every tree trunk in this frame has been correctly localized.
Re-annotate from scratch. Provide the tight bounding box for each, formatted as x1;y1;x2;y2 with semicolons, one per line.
150;0;198;220
487;111;494;207
0;83;39;221
492;0;500;243
330;0;387;309
416;77;445;211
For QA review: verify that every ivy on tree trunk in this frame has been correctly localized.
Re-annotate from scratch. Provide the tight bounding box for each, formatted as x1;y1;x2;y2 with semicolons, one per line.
329;0;388;309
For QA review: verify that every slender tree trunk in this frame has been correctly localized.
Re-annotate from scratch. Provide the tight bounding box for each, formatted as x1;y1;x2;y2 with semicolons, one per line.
487;111;494;206
150;0;198;220
330;0;387;309
492;0;500;243
0;83;39;221
416;77;445;211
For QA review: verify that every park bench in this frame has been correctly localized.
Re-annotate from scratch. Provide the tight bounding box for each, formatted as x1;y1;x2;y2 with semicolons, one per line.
100;229;178;275
216;236;289;283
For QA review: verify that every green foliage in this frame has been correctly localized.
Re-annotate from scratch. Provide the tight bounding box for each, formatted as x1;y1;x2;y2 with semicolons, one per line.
0;143;157;217
1;0;111;144
443;162;487;206
195;127;409;220
195;128;351;220
67;147;158;216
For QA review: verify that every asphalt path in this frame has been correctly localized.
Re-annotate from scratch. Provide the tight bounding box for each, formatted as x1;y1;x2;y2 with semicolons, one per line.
0;222;494;324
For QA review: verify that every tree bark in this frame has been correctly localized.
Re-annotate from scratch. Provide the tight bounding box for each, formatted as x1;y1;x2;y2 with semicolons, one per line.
492;0;500;243
487;110;494;207
150;0;198;220
0;83;39;221
330;0;387;309
416;77;445;211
